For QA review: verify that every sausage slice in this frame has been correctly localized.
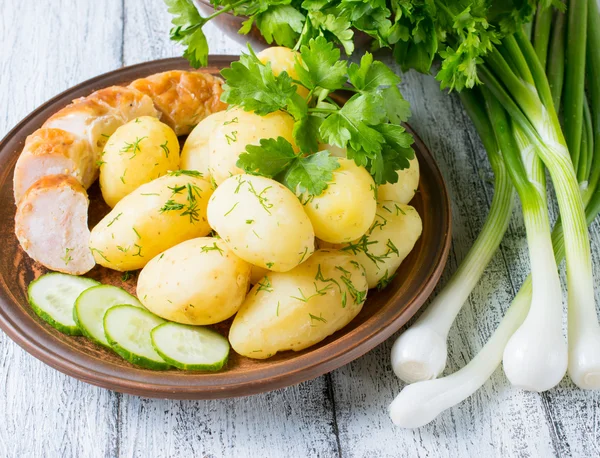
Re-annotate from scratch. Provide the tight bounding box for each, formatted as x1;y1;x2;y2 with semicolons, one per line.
15;175;95;275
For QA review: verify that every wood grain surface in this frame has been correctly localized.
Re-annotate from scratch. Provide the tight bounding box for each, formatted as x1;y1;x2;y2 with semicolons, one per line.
1;0;600;457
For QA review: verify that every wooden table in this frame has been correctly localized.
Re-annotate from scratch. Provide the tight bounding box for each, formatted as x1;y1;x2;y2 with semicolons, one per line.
2;1;599;456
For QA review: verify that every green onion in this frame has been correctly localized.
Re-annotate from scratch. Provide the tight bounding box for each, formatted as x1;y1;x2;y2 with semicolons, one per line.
564;0;588;170
390;88;515;383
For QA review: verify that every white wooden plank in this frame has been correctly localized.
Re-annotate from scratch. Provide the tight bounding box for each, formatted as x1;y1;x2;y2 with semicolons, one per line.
122;0;244;67
0;1;123;457
117;383;339;458
119;2;339;457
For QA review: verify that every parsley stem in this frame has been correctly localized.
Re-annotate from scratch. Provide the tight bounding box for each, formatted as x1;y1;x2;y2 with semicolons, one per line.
308;108;338;114
203;0;247;22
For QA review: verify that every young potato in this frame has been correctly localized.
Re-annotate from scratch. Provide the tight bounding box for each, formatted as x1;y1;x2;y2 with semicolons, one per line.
229;250;368;359
137;237;251;325
180;111;225;179
207;108;296;185
331;201;423;289
90;172;212;271
377;156;420;204
99;116;179;207
207;175;314;272
302;158;377;244
257;47;309;98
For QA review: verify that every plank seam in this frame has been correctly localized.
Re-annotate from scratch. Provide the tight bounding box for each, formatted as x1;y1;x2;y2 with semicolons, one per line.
325;373;343;458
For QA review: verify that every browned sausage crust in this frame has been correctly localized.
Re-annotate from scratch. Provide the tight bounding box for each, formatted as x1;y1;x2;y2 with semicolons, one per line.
13;128;96;203
43;86;159;157
129;70;227;136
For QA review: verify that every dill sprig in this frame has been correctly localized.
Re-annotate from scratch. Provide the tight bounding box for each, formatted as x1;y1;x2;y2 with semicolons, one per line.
121;136;147;159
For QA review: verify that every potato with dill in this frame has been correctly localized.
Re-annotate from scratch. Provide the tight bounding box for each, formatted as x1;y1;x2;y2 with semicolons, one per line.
99;116;179;207
229;250;368;359
137;237;251;325
180;111;225;179
301;158;377;244
324;201;422;289
378;156;420;205
207;174;315;272
89;171;212;271
207;108;296;185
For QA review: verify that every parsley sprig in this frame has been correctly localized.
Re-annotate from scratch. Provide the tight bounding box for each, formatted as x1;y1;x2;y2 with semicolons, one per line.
223;38;414;194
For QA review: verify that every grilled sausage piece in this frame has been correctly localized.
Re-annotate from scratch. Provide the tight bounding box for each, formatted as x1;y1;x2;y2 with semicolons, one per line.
129;70;227;136
15;175;95;275
13;128;96;204
43;86;159;159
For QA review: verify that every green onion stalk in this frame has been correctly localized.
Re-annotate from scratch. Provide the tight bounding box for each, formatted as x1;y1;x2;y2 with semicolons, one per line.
390;80;600;428
390;88;515;383
483;88;566;392
478;26;600;390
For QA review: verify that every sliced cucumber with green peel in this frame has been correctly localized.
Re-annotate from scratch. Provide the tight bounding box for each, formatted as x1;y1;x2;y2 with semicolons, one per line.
104;305;171;370
28;273;100;335
151;322;229;371
74;285;142;347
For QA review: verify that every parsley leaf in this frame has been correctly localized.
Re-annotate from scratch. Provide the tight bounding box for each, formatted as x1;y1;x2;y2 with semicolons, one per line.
236;137;339;196
283;151;340;196
238;137;297;177
165;0;209;68
307;11;355;55
295;36;348;91
319;93;386;155
293;114;323;154
382;86;412;124
221;46;297;115
255;5;305;48
348;52;400;92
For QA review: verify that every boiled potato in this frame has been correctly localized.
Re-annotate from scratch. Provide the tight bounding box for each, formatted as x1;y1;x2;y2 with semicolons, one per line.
208;108;296;185
207;175;314;272
329;201;422;289
137;237;251;325
302;158;377;244
100;116;179;207
90;172;212;271
229;250;368;359
180;111;225;180
257;47;309;98
378;156;420;204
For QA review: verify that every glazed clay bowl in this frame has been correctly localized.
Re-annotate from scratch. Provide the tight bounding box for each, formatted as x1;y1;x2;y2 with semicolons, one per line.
0;56;451;399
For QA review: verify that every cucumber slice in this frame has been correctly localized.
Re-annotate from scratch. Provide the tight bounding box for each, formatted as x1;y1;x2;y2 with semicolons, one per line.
151;322;229;371
28;273;100;335
103;305;171;370
74;285;142;347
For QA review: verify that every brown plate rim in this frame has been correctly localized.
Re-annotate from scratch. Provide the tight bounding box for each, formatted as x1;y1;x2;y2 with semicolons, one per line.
0;56;451;399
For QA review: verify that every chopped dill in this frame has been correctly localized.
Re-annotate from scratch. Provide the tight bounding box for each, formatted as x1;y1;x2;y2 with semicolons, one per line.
160;140;170;158
256;276;273;294
133;227;141;239
107;213;123;227
90;248;109;263
61;248;73;265
120;136;147;159
247;181;273;215
224;202;239;216
200;242;224;255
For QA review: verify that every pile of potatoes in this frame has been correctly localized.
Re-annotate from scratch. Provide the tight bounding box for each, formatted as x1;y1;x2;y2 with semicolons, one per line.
88;47;423;360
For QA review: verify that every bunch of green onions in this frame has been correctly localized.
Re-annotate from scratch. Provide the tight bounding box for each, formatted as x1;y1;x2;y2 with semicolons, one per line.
390;0;600;427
